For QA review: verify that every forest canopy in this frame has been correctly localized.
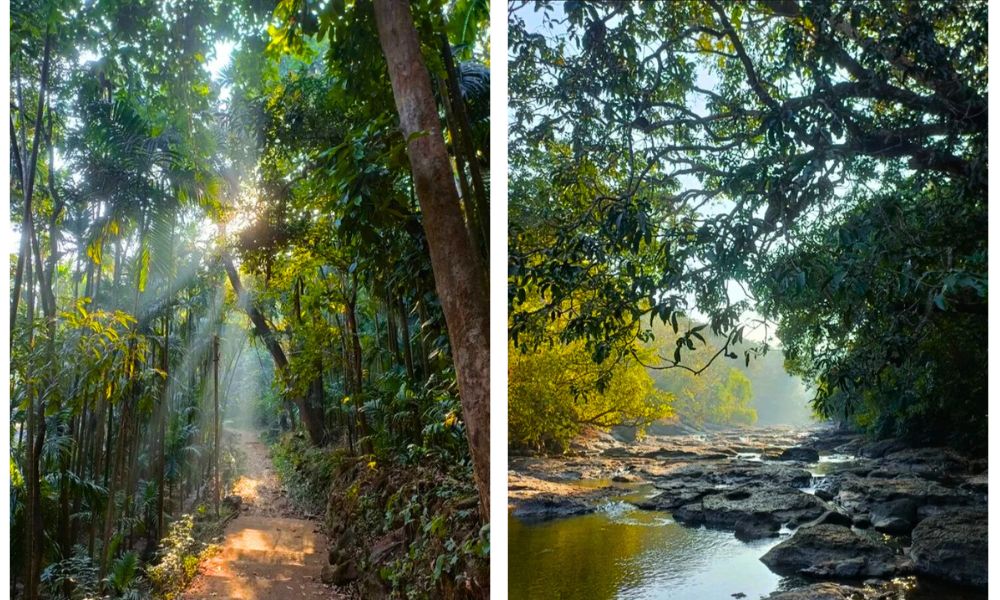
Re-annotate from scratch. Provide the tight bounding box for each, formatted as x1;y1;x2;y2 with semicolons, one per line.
508;0;986;452
10;0;491;597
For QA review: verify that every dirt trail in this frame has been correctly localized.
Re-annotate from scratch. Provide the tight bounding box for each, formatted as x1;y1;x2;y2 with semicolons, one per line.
181;430;339;599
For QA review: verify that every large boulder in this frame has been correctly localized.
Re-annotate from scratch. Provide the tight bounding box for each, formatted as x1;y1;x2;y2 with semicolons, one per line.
657;461;813;488
510;495;594;521
870;498;918;535
858;438;907;458
776;446;820;462
632;478;717;511
909;508;987;588
674;485;827;538
870;447;970;483
760;524;904;579
836;476;973;517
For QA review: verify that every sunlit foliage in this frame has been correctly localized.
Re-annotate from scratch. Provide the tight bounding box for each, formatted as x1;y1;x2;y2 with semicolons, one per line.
509;336;672;452
508;0;986;451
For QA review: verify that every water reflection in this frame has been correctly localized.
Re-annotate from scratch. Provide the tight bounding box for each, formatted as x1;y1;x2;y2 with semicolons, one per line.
509;503;785;600
510;470;988;600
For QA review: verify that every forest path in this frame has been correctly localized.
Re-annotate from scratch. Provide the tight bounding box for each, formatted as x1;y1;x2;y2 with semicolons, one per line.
180;429;338;599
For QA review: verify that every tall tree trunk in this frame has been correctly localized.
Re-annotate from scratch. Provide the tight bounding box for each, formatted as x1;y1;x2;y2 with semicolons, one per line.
222;254;326;444
436;75;483;256
374;0;491;520
416;300;431;379
44;102;65;306
10;28;53;340
156;313;169;540
438;30;489;255
23;222;38;599
398;296;415;381
213;334;221;517
345;286;373;454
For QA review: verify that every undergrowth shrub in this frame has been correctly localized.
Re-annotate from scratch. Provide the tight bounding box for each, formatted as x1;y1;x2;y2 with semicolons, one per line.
269;432;345;515
326;457;488;599
146;510;222;599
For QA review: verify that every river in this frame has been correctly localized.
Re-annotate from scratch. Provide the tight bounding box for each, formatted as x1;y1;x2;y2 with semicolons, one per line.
509;452;987;600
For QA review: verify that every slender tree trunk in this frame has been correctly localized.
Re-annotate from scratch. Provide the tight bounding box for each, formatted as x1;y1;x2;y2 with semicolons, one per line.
213;334;220;517
374;0;491;520
10;28;53;340
439;30;489;254
44;102;64;307
436;75;483;256
398;296;415;381
345;288;373;454
416;300;431;379
385;292;400;365
23;226;38;599
157;313;169;540
335;314;355;453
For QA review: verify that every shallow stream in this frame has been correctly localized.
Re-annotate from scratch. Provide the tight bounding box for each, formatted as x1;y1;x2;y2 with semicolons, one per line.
508;458;987;600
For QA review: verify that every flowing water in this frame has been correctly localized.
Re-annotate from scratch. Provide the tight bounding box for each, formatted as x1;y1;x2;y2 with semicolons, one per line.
509;463;988;600
509;483;789;600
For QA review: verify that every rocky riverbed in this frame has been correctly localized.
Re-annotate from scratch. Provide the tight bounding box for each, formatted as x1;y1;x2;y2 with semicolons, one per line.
508;424;987;598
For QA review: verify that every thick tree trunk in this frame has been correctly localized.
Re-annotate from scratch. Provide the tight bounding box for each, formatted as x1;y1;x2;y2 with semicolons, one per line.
373;0;490;520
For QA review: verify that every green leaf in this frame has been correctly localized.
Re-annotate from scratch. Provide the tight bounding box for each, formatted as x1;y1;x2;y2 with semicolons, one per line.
137;246;150;292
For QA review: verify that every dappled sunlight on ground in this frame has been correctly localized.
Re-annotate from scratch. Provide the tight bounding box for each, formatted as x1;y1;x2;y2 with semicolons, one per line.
180;430;340;600
231;474;262;504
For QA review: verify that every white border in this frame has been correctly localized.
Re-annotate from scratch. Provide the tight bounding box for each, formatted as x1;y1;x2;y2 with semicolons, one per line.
987;0;997;596
488;0;509;594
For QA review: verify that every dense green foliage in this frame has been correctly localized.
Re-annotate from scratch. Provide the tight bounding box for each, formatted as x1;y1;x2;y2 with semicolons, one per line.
643;320;756;429
508;0;986;451
509;338;672;451
651;365;756;430
271;432;488;598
